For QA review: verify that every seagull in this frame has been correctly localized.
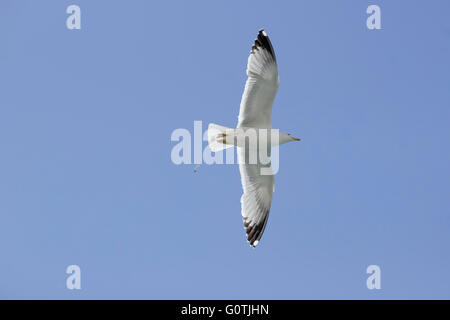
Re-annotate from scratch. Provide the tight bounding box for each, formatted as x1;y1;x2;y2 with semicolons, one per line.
207;29;300;247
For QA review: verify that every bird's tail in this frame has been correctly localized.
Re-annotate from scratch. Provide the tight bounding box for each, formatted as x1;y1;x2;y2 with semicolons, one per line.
207;123;234;152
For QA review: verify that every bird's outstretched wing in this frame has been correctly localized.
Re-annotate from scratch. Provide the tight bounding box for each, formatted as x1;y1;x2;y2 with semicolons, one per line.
238;149;274;247
237;29;279;129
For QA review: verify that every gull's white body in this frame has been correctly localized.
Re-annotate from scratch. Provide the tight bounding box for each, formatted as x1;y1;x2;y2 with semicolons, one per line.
208;30;299;247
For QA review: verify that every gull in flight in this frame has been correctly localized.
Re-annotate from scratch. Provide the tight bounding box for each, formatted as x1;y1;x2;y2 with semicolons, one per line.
207;29;300;247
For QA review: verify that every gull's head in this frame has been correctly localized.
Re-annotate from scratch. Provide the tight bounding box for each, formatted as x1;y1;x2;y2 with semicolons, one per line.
279;132;301;144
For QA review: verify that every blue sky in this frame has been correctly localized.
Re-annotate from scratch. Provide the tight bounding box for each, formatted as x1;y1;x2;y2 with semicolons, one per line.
1;0;450;299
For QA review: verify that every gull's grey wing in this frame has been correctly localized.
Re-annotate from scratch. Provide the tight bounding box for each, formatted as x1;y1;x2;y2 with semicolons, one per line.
237;30;279;129
238;148;274;247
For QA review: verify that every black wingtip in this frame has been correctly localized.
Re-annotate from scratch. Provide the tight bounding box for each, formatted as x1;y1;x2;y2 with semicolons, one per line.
243;213;269;247
250;29;276;61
